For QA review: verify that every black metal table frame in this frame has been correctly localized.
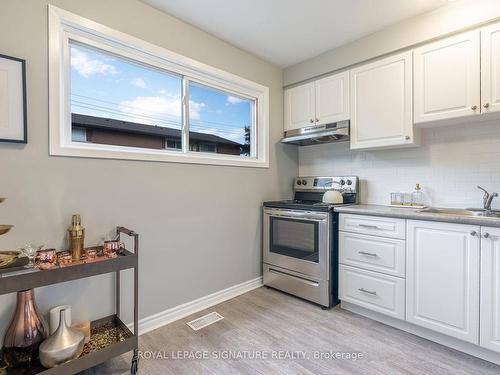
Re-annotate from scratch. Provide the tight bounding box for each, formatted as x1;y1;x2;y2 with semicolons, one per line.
0;226;139;375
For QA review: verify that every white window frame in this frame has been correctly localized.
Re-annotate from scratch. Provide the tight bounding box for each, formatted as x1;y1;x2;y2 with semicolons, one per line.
48;5;269;168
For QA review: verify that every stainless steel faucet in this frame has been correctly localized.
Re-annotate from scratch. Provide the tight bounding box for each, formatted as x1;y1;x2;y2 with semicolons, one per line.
477;186;498;212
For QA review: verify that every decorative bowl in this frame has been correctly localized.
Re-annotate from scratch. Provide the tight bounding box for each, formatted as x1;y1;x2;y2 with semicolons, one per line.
35;249;57;270
0;251;19;268
0;198;5;203
0;225;13;236
0;251;23;269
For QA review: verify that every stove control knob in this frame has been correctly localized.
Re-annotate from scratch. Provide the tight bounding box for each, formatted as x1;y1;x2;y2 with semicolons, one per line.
340;179;345;186
302;179;307;186
346;180;352;185
297;180;302;185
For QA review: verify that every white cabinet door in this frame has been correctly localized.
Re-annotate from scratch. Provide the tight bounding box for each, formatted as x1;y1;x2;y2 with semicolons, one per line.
480;227;500;353
406;220;480;343
315;71;349;126
414;30;481;124
350;51;415;150
284;82;315;131
481;22;500;115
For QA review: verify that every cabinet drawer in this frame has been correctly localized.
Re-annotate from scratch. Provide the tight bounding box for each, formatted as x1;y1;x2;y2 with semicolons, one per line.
340;265;405;319
339;214;406;239
339;232;406;277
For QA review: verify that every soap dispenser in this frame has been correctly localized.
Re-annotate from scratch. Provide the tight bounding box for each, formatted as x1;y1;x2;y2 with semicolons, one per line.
411;184;423;207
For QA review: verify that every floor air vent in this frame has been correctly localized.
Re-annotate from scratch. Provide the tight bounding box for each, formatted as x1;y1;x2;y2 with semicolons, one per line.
187;312;224;331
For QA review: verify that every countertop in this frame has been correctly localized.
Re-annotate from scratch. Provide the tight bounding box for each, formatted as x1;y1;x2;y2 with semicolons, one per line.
334;204;500;228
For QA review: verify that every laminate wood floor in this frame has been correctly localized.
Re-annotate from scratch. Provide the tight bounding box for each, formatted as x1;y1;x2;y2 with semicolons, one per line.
82;287;500;375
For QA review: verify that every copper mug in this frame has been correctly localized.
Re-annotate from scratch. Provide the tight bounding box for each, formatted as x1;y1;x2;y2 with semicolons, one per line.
34;249;57;270
103;240;123;258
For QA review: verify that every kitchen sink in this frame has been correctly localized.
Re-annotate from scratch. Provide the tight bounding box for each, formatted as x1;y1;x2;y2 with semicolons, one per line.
419;207;500;218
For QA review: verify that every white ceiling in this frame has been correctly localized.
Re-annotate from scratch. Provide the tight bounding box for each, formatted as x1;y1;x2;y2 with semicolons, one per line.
142;0;449;67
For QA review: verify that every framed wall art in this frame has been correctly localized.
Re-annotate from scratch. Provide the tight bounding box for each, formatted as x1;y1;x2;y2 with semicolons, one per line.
0;53;27;143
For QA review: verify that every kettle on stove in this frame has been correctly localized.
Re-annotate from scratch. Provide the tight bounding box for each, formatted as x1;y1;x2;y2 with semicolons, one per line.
322;181;344;204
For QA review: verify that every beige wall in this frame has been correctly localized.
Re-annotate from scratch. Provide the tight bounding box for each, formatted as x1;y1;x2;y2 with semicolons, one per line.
0;0;297;337
284;0;500;86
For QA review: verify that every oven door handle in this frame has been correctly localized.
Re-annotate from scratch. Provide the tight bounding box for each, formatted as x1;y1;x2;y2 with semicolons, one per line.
264;210;327;221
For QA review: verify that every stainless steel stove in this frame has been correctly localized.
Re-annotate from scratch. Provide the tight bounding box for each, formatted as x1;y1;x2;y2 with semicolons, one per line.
262;176;359;308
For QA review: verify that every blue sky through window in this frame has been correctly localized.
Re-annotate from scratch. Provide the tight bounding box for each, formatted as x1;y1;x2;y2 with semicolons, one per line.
70;42;253;145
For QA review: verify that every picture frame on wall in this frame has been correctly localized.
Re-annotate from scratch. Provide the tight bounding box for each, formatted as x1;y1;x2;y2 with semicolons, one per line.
0;53;27;143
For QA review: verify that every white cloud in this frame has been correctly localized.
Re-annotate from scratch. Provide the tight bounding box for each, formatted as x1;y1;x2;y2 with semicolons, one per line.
189;100;205;120
227;95;245;105
71;48;118;78
132;78;147;89
119;94;205;126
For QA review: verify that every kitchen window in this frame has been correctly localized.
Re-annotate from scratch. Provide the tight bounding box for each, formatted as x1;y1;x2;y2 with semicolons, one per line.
48;6;269;167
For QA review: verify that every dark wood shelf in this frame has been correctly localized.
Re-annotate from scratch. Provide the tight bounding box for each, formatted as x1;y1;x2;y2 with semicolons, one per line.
1;315;137;375
0;250;137;295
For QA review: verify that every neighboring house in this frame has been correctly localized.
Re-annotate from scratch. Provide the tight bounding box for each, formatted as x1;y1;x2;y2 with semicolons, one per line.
71;113;243;156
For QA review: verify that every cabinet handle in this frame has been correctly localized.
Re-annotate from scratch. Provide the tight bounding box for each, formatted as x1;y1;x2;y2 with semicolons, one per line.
358;288;377;296
358;251;378;257
405;136;411;140
470;231;477;236
471;105;478;111
483;232;490;238
315;118;320;123
358;224;380;230
483;103;490;109
309;119;314;123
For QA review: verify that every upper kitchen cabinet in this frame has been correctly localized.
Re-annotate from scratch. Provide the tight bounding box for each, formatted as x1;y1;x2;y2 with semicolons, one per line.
350;51;416;150
481;22;500;115
284;71;349;132
284;82;315;131
315;72;350;126
413;30;481;125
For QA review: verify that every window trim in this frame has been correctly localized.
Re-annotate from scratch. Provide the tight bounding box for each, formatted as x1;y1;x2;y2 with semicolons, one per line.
48;5;269;168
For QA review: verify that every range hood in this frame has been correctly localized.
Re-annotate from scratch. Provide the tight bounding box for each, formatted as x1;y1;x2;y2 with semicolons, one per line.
281;120;349;146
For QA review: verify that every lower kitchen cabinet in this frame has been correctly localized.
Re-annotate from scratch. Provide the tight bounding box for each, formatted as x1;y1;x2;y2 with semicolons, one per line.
480;226;500;353
340;264;405;319
406;220;480;343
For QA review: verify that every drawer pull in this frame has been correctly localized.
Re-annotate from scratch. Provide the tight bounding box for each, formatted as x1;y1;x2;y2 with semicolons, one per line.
358;224;380;230
358;288;377;296
358;251;378;257
269;268;319;287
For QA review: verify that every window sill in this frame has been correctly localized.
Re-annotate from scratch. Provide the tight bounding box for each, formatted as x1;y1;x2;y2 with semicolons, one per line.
50;142;269;168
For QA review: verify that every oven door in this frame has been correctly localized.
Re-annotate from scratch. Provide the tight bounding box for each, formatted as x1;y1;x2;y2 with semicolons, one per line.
263;208;329;279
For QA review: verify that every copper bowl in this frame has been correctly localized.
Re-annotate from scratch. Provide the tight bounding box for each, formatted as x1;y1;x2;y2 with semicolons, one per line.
34;249;57;270
84;247;98;260
57;251;72;266
0;225;14;236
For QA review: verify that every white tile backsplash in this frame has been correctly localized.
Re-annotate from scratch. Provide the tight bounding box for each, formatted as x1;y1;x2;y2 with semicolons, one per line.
299;120;500;210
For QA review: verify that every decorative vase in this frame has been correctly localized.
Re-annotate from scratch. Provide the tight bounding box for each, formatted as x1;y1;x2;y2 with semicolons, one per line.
39;309;84;368
2;289;48;368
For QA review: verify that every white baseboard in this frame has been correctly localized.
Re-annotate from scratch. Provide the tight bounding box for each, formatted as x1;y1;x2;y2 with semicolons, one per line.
128;277;263;335
341;301;500;366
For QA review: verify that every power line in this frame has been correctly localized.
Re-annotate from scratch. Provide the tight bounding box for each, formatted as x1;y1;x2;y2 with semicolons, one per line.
71;93;252;129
